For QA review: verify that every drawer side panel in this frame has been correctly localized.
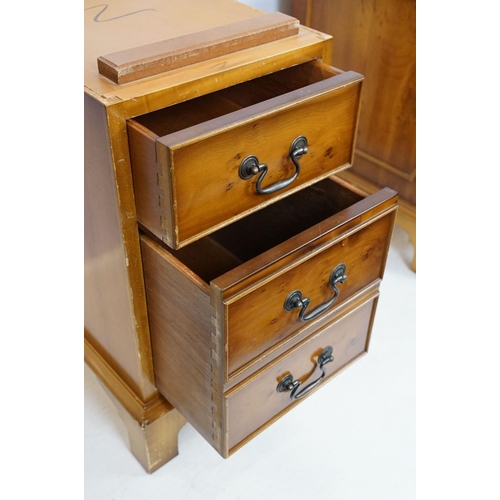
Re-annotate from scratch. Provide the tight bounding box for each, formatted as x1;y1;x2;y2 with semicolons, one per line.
140;236;222;451
128;121;173;245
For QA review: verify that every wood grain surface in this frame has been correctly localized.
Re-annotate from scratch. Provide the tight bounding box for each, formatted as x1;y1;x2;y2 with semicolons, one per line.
139;236;223;451
338;169;416;271
127;94;244;247
225;209;394;376
98;12;299;84
84;339;186;473
211;183;397;300
84;94;157;401
139;176;396;456
138;178;396;384
209;179;396;380
222;281;381;392
128;61;363;248
85;0;337;469
293;0;416;205
164;67;362;248
225;294;377;454
141;222;380;457
85;0;332;101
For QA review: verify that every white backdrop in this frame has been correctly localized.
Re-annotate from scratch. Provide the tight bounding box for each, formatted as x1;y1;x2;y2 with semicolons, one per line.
238;0;291;14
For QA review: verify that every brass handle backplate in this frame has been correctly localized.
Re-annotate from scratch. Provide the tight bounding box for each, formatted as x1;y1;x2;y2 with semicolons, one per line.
277;346;334;400
284;264;347;322
238;136;308;195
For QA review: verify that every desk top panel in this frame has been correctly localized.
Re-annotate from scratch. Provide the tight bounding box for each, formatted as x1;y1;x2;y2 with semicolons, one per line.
84;0;331;106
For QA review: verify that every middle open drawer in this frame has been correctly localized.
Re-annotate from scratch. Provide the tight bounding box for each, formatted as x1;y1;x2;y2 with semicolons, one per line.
128;61;363;249
140;177;397;456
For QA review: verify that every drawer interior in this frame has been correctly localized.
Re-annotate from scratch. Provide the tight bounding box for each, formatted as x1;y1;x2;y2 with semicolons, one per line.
132;61;341;137
148;178;363;284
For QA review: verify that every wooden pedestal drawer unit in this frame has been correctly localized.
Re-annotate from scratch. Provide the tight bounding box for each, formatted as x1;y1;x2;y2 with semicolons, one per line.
140;177;397;457
84;0;399;473
127;60;363;249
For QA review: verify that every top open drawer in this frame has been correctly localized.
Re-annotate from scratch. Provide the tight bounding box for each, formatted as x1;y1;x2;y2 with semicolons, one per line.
127;61;363;249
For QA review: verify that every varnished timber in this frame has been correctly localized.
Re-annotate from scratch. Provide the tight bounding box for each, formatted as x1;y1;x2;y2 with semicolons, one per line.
293;0;416;202
127;94;244;246
291;0;313;27
139;237;222;451
84;93;156;401
211;181;396;381
113;399;186;473
224;205;394;376
140;178;397;456
338;169;416;271
292;0;416;269
85;339;186;473
128;61;364;248
85;0;333;103
223;280;381;391
98;12;300;84
226;294;378;454
85;0;336;470
395;206;416;271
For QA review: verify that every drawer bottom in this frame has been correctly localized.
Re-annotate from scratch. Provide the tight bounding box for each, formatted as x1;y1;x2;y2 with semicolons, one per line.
224;293;378;455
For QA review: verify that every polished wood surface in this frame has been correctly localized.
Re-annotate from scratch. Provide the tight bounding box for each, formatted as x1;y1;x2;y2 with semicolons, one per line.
139;236;221;451
127;94;244;248
113;398;186;473
139;178;396;457
85;339;186;473
85;0;332;101
292;0;416;268
292;0;415;203
141;223;378;457
291;0;311;27
339;169;416;270
128;61;363;248
225;204;394;376
223;280;381;391
211;180;396;380
98;12;299;84
85;0;401;470
85;0;336;470
85;339;173;424
226;293;378;454
85;0;265;93
84;93;156;401
212;185;397;299
395;203;416;271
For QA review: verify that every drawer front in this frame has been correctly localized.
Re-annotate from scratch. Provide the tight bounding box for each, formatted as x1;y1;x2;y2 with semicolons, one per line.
128;62;363;249
224;293;377;456
211;183;397;381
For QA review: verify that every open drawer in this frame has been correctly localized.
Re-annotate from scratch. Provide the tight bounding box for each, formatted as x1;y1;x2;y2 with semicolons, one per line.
140;176;397;457
128;61;364;249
